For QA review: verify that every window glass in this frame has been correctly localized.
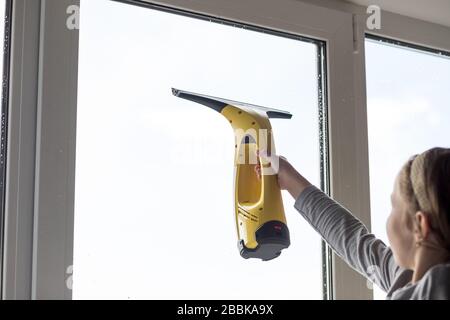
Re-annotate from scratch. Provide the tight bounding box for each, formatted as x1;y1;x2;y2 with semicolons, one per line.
74;0;324;299
366;38;450;299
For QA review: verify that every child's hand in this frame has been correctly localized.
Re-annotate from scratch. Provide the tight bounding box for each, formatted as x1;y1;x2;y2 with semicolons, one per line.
254;150;312;200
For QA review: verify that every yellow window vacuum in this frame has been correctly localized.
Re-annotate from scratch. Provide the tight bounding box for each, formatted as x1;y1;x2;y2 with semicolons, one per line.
172;88;292;261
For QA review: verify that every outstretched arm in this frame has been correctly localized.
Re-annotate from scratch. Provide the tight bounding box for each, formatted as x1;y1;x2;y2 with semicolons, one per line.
256;151;400;292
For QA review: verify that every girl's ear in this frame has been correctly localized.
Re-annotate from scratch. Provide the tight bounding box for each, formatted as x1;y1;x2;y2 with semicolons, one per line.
414;211;431;241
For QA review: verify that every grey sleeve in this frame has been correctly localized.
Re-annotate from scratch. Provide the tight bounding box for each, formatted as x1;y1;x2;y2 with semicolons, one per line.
294;185;401;293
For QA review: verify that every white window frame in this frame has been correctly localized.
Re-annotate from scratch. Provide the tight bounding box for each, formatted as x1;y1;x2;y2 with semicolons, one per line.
2;0;450;300
2;0;79;299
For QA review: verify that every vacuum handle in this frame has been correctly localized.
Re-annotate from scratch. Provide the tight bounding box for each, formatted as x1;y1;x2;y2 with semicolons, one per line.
257;149;279;177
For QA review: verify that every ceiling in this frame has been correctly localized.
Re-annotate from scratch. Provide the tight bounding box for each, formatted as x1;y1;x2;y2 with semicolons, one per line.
343;0;450;27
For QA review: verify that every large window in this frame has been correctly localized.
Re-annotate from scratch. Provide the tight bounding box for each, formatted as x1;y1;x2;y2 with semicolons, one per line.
73;0;326;299
366;36;450;299
13;0;450;300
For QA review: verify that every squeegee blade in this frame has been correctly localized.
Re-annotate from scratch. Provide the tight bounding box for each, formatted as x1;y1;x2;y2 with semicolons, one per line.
171;87;292;119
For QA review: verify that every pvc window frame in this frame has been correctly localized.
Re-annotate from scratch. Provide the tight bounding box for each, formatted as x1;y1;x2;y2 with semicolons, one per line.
2;0;79;299
2;0;450;300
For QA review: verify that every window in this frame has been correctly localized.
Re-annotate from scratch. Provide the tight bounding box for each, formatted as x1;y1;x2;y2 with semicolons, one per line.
365;36;450;299
73;0;327;299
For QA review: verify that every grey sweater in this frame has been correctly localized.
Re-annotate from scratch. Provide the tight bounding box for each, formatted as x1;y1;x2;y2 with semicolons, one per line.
294;185;450;300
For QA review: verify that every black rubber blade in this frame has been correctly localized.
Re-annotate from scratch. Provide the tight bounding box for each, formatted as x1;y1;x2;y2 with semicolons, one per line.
172;88;227;113
172;88;292;119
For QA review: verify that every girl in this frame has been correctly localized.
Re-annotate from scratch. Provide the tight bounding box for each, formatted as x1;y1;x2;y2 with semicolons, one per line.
256;147;450;299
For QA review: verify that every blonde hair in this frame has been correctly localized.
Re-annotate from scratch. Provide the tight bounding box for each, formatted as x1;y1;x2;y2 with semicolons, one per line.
398;147;450;251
